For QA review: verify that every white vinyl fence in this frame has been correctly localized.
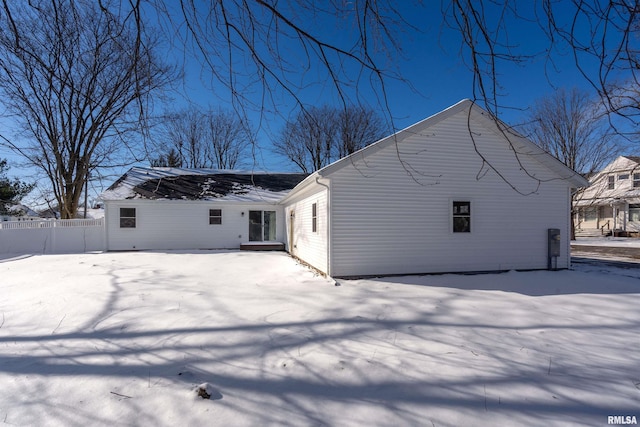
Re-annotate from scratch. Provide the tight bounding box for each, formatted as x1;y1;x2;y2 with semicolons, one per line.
0;218;105;254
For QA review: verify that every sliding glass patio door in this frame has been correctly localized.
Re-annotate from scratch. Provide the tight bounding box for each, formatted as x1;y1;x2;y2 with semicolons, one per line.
249;211;276;241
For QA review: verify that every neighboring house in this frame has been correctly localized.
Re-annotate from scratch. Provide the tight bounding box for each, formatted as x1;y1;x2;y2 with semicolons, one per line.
101;168;308;251
574;155;640;236
1;203;39;221
103;100;588;276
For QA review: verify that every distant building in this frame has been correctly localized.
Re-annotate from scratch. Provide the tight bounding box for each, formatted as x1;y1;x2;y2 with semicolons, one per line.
575;155;640;237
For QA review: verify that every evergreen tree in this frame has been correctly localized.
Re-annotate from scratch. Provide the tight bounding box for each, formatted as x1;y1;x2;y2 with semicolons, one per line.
0;159;33;215
150;149;183;167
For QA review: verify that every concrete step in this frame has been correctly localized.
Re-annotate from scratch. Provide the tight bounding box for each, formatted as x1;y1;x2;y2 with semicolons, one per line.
575;228;605;237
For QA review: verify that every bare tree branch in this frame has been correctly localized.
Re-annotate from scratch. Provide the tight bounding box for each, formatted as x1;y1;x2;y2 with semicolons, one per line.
444;0;640;133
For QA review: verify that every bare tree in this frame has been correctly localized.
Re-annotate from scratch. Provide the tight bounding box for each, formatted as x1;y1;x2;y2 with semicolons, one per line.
205;109;250;169
275;106;337;173
523;88;619;175
163;108;208;168
0;0;174;218
275;105;387;173
158;107;250;169
521;88;621;239
337;106;388;158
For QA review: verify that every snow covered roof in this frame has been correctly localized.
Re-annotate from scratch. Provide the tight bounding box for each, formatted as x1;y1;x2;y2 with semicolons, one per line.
101;167;308;203
7;203;39;217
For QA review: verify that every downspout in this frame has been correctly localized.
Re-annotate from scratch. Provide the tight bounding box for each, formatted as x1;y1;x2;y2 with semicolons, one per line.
315;175;332;276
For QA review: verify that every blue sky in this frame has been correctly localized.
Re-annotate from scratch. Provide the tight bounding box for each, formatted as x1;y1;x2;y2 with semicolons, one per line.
173;1;601;170
0;2;612;205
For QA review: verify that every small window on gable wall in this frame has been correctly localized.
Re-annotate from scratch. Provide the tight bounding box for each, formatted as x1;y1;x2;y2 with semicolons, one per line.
634;173;640;188
619;174;629;180
312;203;317;233
452;201;471;233
209;209;222;225
120;208;136;228
608;176;615;190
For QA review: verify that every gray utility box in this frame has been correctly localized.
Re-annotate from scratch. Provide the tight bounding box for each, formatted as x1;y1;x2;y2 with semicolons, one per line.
548;228;561;257
548;228;561;270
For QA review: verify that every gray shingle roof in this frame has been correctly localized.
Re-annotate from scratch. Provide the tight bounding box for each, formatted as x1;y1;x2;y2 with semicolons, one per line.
102;167;308;203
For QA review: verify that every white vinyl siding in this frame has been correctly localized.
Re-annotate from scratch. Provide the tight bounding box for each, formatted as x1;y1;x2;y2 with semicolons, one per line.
284;185;328;274
327;110;572;277
105;200;285;251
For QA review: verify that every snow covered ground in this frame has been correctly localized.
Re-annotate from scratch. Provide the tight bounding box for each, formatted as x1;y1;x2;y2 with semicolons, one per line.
573;236;640;248
0;251;638;426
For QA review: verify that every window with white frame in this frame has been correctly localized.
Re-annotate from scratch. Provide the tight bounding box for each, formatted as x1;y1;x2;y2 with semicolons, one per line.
618;174;629;180
608;175;615;190
452;201;471;233
311;203;317;233
630;204;640;222
634;173;640;188
119;208;136;228
209;209;222;225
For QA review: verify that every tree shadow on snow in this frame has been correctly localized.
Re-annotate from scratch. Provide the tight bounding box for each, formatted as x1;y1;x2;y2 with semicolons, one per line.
365;268;640;296
1;254;639;426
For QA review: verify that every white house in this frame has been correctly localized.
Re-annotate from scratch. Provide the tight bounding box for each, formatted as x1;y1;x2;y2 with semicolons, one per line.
574;155;640;236
281;99;588;276
102;100;588;276
101;169;308;251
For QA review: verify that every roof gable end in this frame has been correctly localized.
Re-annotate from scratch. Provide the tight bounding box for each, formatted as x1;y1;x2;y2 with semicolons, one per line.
294;99;588;189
